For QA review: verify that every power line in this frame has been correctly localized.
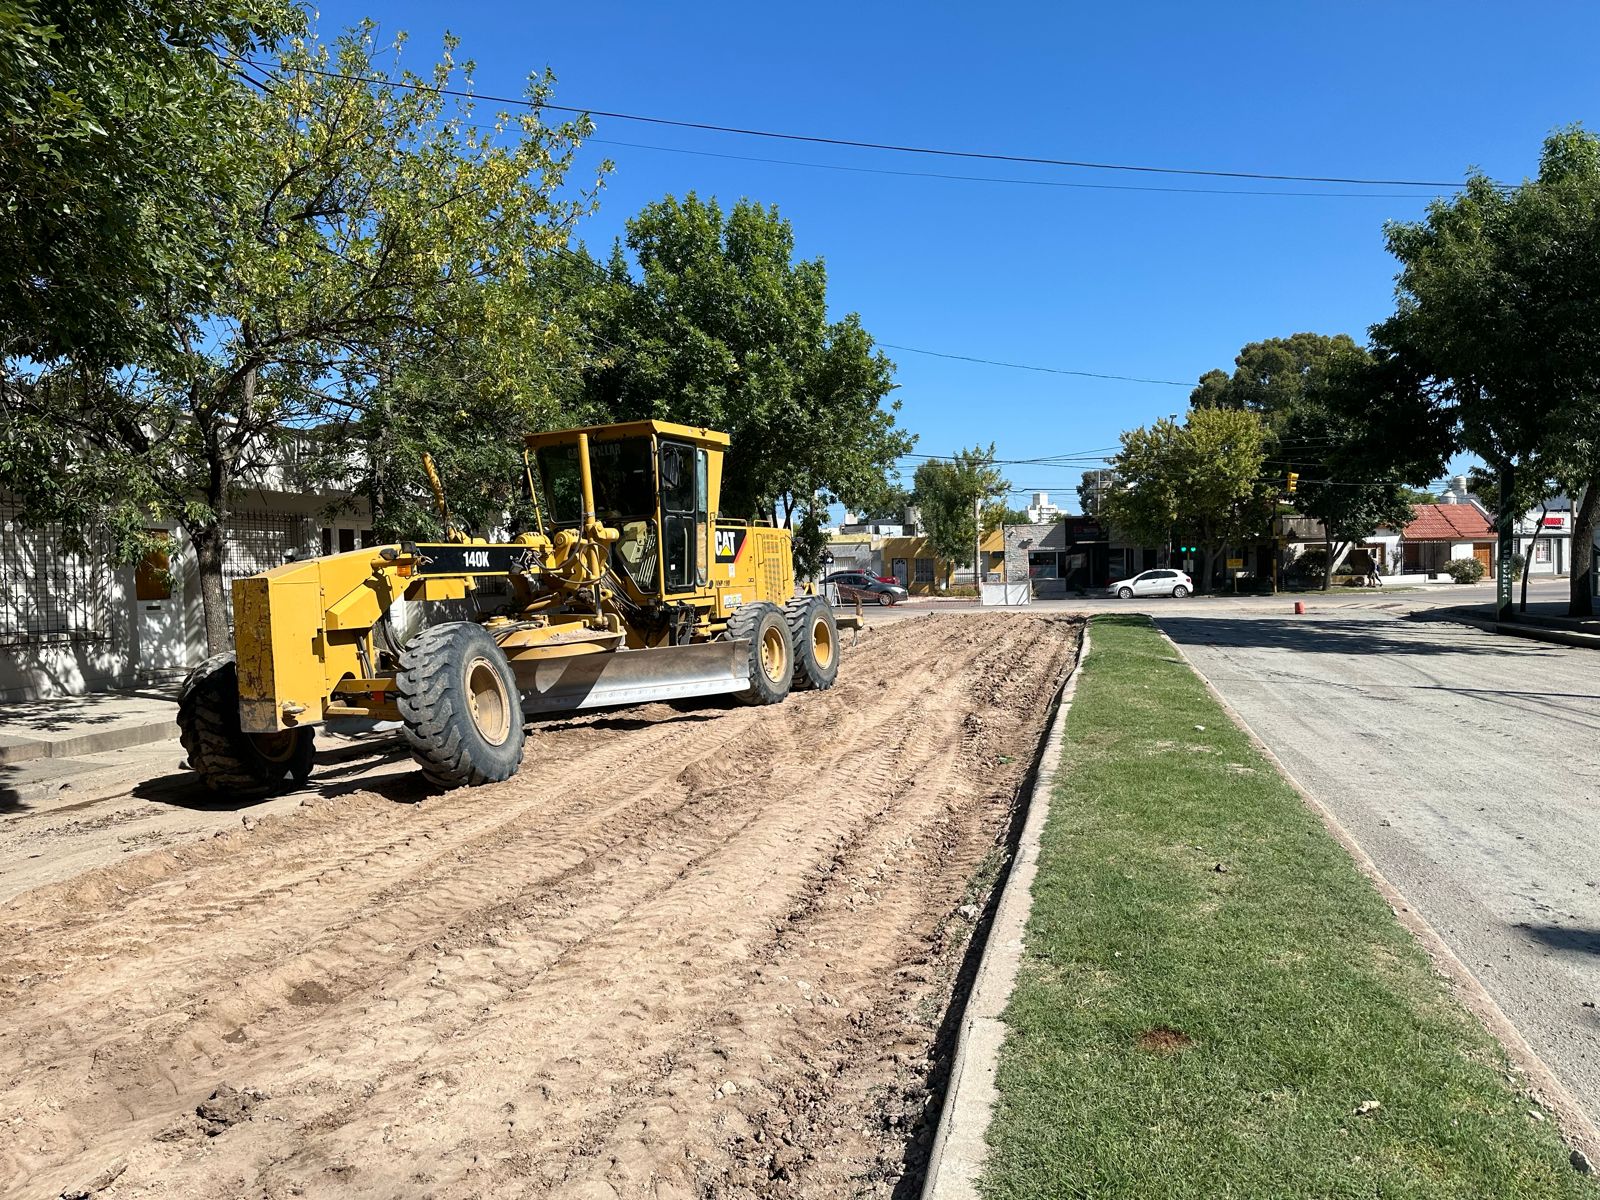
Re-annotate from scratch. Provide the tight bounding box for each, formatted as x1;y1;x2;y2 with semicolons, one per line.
588;138;1440;201
881;342;1191;386
249;60;1476;190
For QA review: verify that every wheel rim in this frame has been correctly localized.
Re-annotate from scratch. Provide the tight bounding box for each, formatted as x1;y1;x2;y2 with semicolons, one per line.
249;730;300;764
465;656;512;746
760;624;789;682
811;614;835;671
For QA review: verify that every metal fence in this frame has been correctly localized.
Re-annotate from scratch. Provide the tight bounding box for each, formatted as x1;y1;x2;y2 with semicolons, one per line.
221;511;318;616
0;505;113;647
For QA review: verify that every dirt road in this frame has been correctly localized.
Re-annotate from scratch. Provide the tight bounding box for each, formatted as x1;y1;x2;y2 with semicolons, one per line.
0;613;1079;1200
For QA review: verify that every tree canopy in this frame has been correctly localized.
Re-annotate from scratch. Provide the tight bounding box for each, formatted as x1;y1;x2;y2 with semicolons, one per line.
1;0;298;363
1;25;604;649
578;193;912;560
1102;407;1267;591
1369;125;1600;614
911;446;1008;583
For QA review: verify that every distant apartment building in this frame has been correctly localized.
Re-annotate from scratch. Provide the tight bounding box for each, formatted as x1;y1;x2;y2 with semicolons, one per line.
1024;491;1062;524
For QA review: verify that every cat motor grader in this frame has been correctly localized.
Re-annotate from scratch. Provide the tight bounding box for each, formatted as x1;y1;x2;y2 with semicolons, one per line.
176;421;842;792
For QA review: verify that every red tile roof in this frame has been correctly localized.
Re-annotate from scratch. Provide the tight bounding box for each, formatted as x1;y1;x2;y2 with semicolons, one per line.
1403;503;1493;541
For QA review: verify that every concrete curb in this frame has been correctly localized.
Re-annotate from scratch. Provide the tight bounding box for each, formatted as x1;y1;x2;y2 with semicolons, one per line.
920;625;1091;1199
0;718;179;766
1160;627;1600;1169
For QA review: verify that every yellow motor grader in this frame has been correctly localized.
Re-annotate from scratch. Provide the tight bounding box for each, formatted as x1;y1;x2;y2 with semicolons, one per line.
177;421;842;792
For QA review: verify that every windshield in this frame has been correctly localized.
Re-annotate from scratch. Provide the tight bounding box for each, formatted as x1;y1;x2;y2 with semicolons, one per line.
536;437;655;526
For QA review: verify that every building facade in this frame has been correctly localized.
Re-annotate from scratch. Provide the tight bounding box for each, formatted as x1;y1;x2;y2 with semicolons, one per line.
0;450;373;701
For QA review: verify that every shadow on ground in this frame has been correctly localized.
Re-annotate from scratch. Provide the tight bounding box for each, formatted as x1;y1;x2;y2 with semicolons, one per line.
1157;613;1563;660
1517;923;1600;959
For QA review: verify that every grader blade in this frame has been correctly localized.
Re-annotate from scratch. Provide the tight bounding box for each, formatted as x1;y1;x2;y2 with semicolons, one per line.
518;640;750;715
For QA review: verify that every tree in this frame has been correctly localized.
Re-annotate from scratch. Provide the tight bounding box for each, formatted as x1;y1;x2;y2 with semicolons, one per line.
1372;127;1600;617
1190;332;1366;435
993;505;1034;526
1;0;298;364
579;194;913;565
0;26;603;652
911;446;1008;587
1102;408;1268;592
1195;333;1422;590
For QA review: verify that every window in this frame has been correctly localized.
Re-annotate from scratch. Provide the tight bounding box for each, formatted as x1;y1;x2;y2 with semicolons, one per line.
536;437;654;526
1027;551;1058;579
660;440;705;593
914;558;935;583
1534;539;1552;563
0;507;112;645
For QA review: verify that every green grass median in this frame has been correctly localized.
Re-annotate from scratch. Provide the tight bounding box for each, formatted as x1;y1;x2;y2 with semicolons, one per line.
982;615;1594;1200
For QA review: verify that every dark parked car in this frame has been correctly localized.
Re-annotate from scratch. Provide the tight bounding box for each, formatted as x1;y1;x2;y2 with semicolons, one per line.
823;570;909;606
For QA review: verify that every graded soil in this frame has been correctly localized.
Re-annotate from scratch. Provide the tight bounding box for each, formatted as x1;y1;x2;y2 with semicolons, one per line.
0;613;1079;1200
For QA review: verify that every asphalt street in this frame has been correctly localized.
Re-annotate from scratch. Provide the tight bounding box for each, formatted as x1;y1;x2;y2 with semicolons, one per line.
1158;604;1600;1125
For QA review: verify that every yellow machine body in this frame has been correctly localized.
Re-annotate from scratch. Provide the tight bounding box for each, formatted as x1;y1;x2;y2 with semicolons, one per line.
232;420;799;735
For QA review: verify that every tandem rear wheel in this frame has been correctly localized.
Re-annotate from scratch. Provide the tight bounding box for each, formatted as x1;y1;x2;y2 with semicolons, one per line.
727;602;794;706
784;595;839;691
396;621;527;788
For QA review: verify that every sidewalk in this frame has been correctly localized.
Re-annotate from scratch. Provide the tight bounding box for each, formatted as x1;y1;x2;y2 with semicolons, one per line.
0;686;180;765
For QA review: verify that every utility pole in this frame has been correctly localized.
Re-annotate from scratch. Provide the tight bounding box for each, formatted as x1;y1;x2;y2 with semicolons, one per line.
974;493;983;594
1496;462;1516;622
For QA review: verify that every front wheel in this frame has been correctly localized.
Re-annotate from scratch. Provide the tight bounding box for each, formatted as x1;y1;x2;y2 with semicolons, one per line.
1117;587;1133;599
1173;585;1190;598
727;603;793;706
178;654;315;796
395;622;526;789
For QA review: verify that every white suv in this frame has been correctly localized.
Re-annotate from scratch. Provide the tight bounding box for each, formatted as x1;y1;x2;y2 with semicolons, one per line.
1108;568;1192;599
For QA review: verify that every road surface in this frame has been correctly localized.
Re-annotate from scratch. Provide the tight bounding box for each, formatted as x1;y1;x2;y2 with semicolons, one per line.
1159;605;1600;1125
0;614;1080;1200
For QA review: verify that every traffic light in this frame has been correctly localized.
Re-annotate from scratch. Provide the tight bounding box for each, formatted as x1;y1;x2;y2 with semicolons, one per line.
1287;472;1299;494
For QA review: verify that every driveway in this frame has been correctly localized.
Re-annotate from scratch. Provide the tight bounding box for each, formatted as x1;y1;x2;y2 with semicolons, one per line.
1159;606;1600;1123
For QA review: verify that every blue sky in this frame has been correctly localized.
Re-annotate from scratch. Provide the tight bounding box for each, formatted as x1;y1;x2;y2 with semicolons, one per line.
314;1;1596;507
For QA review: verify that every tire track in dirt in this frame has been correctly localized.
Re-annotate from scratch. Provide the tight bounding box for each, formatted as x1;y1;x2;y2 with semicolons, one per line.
0;613;1079;1200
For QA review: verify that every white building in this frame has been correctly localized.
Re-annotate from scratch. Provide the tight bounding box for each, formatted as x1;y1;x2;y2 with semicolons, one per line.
1025;491;1062;524
0;440;374;702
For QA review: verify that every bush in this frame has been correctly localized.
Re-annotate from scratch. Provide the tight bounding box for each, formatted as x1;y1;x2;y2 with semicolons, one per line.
1444;557;1485;584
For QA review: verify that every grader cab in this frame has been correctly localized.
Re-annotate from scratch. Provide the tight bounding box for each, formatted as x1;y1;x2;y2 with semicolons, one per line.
177;421;841;793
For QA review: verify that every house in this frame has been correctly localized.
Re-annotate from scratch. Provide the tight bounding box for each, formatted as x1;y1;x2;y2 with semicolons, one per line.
1516;497;1576;575
1;439;373;702
1400;502;1496;575
1002;518;1114;597
877;536;953;594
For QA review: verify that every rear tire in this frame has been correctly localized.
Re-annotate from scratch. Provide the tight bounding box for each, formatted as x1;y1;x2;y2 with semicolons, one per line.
1173;585;1190;598
785;596;840;691
727;603;793;706
395;622;526;788
178;654;315;796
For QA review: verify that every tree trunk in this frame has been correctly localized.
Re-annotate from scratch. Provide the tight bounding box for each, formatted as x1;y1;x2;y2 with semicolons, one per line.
1323;539;1333;593
1570;483;1598;618
1199;547;1217;594
1521;503;1547;614
192;523;231;656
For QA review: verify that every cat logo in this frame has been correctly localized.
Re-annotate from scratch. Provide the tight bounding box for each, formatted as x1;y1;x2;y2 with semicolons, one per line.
464;550;490;569
714;527;748;564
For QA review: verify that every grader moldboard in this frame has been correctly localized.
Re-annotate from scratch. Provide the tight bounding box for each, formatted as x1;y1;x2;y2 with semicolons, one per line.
177;421;845;793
